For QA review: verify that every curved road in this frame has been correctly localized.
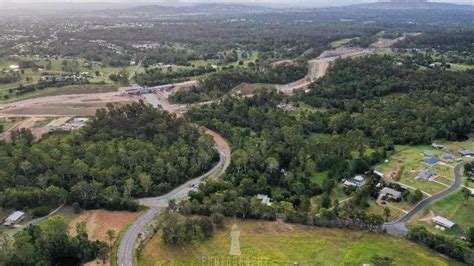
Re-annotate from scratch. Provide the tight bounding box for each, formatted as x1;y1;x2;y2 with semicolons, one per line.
117;91;231;266
384;161;469;235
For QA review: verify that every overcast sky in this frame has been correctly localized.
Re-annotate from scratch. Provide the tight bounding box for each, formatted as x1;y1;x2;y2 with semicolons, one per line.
0;0;472;6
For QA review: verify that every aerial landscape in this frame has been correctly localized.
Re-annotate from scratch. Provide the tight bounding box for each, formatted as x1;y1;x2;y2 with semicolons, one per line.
0;0;473;265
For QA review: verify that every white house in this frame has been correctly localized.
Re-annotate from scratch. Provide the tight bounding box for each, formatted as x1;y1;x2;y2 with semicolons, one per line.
3;211;25;226
432;216;455;229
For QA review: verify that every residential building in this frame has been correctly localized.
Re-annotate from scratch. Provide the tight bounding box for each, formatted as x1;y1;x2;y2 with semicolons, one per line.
379;187;402;200
440;153;456;162
423;157;439;166
459;149;474;157
417;169;437;180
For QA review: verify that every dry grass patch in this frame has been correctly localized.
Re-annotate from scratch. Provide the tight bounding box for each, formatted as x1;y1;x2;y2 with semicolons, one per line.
69;210;139;242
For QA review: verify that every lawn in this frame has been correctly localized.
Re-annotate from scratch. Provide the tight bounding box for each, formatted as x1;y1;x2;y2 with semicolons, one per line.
138;219;460;266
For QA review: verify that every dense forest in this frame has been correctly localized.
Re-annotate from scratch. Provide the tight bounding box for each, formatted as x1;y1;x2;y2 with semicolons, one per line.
182;89;387;226
170;62;307;103
300;55;474;144
0;102;218;212
176;54;474;234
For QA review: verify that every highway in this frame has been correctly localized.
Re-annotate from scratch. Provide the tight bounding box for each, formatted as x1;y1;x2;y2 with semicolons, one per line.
384;161;469;236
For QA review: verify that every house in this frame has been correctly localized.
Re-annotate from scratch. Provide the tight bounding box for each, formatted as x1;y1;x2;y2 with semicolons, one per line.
256;194;272;206
380;187;402;200
440;153;456;162
3;211;25;226
432;216;455;229
353;175;366;187
432;143;445;150
417;169;437;180
423;150;434;157
423;157;439;166
459;149;474;157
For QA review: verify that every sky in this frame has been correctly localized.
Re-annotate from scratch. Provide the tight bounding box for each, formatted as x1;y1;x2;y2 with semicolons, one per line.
0;0;472;6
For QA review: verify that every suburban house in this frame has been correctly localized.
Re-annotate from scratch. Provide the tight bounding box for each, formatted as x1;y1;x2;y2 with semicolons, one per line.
417;169;437;180
432;216;455;229
422;157;439;166
440;153;457;162
459;148;474;157
3;211;25;226
256;194;272;206
379;187;402;200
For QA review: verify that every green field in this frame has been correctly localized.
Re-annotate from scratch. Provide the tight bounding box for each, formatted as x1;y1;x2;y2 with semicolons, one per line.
330;38;356;49
0;57;135;102
449;63;474;72
138;219;460;266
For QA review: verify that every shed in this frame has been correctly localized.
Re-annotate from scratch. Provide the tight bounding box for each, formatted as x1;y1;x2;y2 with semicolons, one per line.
432;216;455;229
3;211;25;226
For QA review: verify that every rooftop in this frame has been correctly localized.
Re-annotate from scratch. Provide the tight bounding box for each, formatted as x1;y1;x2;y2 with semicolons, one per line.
432;216;455;228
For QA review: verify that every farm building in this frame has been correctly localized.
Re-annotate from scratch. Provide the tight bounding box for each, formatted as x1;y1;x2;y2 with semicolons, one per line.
422;157;439;166
417;169;437;180
432;216;455;229
3;211;25;226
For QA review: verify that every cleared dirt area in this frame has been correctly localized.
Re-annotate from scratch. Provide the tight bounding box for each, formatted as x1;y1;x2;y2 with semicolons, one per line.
0;92;134;118
69;210;140;242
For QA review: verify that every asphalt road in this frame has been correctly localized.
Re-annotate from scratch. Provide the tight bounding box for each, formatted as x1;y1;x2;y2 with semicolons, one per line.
117;93;231;266
384;161;468;235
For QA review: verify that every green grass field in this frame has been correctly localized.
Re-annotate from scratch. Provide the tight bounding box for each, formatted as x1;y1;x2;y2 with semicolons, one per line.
449;63;474;72
330;38;356;49
138;219;460;266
